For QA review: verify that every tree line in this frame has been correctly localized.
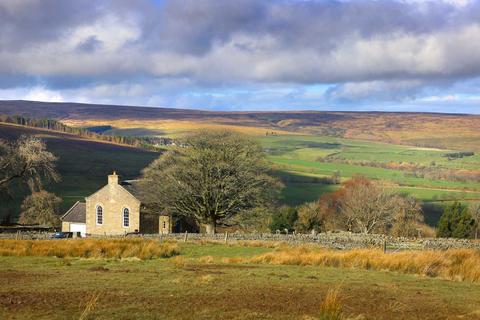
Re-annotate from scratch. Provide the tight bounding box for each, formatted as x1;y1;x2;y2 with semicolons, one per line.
269;177;479;239
0;114;167;151
317;156;480;184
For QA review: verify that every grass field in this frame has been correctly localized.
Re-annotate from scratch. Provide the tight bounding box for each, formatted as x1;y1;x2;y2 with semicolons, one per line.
1;240;480;320
0;123;159;221
259;135;480;207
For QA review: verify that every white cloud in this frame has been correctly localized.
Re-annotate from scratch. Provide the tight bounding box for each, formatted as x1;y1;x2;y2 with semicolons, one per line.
24;87;64;102
69;14;141;52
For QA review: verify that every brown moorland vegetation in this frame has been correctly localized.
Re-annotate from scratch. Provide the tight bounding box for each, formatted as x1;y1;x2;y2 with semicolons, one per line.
1;100;479;150
244;245;480;282
188;240;480;283
0;239;179;260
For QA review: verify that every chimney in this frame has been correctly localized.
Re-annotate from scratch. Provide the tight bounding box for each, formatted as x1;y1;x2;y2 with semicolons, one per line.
108;171;119;185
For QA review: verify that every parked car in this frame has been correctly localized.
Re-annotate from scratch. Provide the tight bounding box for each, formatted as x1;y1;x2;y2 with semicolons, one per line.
51;232;74;239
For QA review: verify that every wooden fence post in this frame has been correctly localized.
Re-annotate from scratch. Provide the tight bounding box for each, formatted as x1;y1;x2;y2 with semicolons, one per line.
184;231;188;242
383;239;387;253
224;232;228;244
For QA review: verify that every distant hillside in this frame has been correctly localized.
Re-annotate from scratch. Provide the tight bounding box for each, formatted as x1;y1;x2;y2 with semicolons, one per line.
1;100;479;151
0;122;158;222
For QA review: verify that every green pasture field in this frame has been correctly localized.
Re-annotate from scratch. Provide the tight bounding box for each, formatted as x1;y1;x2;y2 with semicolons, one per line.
259;135;480;206
260;135;480;170
1;242;480;320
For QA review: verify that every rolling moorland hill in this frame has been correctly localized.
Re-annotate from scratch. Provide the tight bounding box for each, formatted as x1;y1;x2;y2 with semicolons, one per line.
1;100;480;151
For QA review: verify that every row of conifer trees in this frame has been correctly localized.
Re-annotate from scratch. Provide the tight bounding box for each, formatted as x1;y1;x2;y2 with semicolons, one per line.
0;114;162;151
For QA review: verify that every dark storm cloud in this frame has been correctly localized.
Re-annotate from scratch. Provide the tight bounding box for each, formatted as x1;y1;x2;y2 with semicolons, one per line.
0;1;102;49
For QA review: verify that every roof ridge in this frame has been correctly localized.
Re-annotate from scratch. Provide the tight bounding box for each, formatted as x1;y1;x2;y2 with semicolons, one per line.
61;201;86;223
60;201;80;220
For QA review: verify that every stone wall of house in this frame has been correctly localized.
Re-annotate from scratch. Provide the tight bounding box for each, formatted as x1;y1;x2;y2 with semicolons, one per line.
85;173;141;236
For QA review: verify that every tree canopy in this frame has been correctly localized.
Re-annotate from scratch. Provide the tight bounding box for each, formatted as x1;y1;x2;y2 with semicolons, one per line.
0;135;59;195
19;190;62;226
140;130;282;234
437;202;477;239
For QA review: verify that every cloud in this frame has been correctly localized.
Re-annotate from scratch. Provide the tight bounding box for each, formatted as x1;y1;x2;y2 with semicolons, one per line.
325;80;426;103
1;0;480;111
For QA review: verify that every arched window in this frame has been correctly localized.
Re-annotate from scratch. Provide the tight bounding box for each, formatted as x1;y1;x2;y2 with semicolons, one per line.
96;206;103;225
123;208;129;227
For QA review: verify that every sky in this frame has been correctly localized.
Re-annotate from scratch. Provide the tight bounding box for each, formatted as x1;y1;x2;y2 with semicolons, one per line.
1;0;480;113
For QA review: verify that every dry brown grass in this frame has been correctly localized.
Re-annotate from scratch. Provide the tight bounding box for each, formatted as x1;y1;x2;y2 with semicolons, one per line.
63;111;480;151
235;240;288;248
319;287;343;320
79;292;100;320
64;119;295;137
246;246;480;282
198;274;215;284
170;256;189;268
0;239;179;260
198;255;215;264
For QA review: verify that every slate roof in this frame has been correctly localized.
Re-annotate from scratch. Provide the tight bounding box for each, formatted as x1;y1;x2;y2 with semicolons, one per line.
61;201;86;223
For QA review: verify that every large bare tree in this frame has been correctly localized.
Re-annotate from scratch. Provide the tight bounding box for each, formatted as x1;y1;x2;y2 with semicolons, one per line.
338;177;425;235
19;190;62;226
140;130;281;234
0;135;59;194
339;177;397;234
390;195;424;237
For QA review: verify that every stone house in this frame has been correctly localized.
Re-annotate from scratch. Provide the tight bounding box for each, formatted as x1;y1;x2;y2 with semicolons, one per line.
61;172;171;237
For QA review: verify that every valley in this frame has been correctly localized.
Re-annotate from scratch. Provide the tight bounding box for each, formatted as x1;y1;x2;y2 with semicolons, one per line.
1;100;479;225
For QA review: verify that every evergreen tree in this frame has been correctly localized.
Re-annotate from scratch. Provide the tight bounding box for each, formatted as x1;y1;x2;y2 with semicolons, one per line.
437;202;476;238
269;206;298;233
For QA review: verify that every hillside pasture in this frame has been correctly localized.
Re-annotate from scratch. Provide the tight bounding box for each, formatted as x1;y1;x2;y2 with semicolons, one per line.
0;123;159;221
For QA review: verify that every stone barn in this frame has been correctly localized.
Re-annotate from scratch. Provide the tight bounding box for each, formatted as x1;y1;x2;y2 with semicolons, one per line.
61;172;171;237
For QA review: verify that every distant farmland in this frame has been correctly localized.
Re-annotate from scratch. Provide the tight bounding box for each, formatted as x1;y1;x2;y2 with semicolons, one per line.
0;123;159;221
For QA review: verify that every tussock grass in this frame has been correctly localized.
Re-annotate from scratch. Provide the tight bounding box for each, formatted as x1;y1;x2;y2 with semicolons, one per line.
198;255;215;264
0;239;179;260
198;274;215;284
319;287;343;320
235;240;287;248
248;246;480;282
170;256;189;268
79;292;100;320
